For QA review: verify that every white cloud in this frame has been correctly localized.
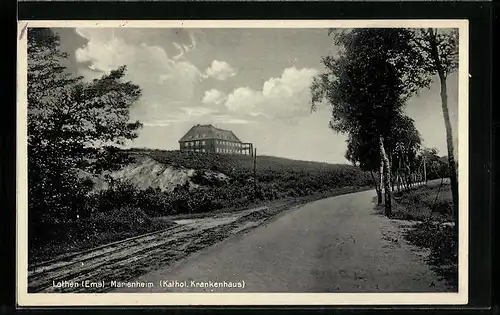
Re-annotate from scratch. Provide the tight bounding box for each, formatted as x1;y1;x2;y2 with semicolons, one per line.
224;66;318;119
201;89;227;105
172;33;197;60
225;87;264;115
211;115;252;125
71;30;349;164
74;28;203;123
203;60;237;80
181;107;218;117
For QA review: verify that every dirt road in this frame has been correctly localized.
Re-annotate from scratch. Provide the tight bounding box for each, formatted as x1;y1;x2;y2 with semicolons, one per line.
28;201;307;293
114;189;450;293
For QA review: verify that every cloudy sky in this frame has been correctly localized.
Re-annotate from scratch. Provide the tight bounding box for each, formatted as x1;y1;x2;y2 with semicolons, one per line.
54;27;459;164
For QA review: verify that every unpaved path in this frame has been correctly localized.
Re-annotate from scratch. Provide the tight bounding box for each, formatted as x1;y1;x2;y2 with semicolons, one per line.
28;202;299;293
114;189;450;293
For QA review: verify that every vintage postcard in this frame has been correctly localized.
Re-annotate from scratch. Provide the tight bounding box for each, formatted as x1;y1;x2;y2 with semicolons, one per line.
17;20;469;306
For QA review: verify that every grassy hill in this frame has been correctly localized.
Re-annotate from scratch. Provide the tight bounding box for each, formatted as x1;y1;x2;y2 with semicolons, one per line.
122;148;373;206
80;148;373;217
30;148;373;263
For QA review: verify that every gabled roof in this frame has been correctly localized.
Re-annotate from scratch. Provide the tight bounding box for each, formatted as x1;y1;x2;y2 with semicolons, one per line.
179;124;242;143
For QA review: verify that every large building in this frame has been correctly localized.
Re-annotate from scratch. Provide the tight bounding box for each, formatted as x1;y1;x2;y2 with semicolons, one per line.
179;124;254;156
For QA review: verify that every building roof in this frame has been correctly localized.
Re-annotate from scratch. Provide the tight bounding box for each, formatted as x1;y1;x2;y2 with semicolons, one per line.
179;124;242;143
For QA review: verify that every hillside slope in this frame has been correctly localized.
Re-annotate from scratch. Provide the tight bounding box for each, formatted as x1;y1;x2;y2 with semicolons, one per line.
31;149;373;264
82;156;229;193
79;148;373;216
126;149;371;191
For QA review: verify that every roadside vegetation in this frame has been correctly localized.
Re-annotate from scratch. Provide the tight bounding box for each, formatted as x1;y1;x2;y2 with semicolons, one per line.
375;178;458;290
388;152;457;290
312;28;459;290
30;148;373;264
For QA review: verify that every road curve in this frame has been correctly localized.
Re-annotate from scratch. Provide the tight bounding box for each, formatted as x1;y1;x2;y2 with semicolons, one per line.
113;189;450;293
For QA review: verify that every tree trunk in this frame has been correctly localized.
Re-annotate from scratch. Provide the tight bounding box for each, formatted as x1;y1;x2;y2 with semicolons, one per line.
428;28;459;223
389;155;395;192
379;135;392;217
379;163;384;197
370;171;382;205
438;74;459;222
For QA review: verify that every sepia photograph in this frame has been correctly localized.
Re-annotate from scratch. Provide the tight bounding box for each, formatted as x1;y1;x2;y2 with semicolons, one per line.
17;20;468;306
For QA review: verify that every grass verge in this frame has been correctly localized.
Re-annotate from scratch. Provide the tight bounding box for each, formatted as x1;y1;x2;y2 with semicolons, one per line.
376;181;458;290
391;181;454;222
405;221;458;290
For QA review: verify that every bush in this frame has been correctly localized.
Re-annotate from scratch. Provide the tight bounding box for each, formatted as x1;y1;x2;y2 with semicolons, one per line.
29;207;174;263
85;207;153;234
405;222;458;288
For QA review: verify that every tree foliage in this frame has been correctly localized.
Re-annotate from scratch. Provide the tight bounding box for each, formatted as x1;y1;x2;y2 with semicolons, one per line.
416;147;450;180
345;114;421;173
311;29;430;216
411;28;459;76
27;28;143;227
410;28;459;218
311;29;429;164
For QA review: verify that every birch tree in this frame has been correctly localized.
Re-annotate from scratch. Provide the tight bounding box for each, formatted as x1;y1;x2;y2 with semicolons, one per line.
311;28;429;217
411;28;459;218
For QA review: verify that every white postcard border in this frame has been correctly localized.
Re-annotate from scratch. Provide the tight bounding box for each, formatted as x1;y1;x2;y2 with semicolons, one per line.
16;19;469;306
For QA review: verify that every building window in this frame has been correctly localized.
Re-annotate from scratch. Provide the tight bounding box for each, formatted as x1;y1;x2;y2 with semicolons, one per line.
202;140;205;145
184;142;188;147
202;149;205;153
189;142;193;147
